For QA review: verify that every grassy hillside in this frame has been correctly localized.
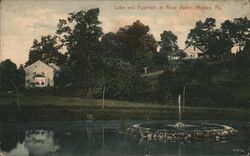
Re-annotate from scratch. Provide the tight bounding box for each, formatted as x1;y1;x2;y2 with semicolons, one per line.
186;58;250;108
143;57;250;108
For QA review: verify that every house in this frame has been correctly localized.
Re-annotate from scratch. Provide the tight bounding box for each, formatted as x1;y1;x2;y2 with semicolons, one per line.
184;45;205;59
24;60;60;88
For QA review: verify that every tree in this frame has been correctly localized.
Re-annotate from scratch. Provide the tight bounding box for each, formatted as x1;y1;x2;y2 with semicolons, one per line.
0;59;17;90
186;18;214;48
186;18;216;48
221;17;250;51
57;8;103;98
94;31;146;100
26;35;67;66
159;31;178;57
116;20;158;71
186;17;235;59
176;49;187;60
243;39;250;52
158;69;186;101
54;63;74;88
235;39;250;66
187;17;249;59
16;65;25;89
156;31;179;68
100;32;122;59
207;29;233;58
93;58;144;100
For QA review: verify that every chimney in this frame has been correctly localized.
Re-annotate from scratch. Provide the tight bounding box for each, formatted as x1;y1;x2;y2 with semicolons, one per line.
143;67;148;74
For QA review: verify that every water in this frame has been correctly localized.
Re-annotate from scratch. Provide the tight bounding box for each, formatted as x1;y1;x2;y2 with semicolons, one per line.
0;120;249;156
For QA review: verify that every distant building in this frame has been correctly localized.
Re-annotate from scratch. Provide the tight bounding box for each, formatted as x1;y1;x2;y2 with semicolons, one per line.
184;45;205;59
168;56;180;60
24;60;60;88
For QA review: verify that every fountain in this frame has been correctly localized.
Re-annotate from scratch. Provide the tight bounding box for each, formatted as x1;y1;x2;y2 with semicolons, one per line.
173;94;185;129
125;93;238;143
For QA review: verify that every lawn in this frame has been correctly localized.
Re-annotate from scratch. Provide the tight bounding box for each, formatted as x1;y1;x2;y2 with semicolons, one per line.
0;95;249;121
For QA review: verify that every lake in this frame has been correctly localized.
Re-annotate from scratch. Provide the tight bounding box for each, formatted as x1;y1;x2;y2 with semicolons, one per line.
0;120;249;156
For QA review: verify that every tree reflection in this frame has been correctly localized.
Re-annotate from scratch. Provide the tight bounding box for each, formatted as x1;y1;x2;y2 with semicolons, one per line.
0;125;25;152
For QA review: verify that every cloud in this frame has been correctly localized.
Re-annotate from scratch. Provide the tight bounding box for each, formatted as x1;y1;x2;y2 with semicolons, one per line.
1;7;67;65
0;0;249;65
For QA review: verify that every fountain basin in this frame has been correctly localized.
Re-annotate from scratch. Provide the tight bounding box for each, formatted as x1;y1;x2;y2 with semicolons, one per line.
126;122;238;143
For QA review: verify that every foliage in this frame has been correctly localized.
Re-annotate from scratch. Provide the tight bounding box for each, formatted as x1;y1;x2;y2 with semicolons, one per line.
26;35;67;66
234;39;250;69
91;20;158;99
186;18;216;48
186;17;250;59
177;49;187;59
115;20;158;71
153;30;180;69
57;8;103;98
0;59;22;90
160;31;178;55
158;59;216;102
16;65;25;89
94;58;144;100
100;32;123;59
221;17;250;49
158;69;185;100
54;62;74;88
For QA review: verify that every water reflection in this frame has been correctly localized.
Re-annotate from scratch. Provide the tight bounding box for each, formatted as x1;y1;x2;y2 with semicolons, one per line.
24;130;59;156
0;121;249;156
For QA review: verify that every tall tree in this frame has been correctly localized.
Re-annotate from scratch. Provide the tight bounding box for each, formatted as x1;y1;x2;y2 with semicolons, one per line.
16;65;25;89
158;30;178;67
26;35;67;66
207;29;233;58
57;8;103;98
116;20;158;71
94;58;144;100
0;59;17;90
186;17;235;58
100;32;122;59
221;17;250;51
186;18;216;49
159;30;178;56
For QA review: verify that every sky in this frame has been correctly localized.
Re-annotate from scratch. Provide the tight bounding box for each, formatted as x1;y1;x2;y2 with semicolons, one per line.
0;0;249;66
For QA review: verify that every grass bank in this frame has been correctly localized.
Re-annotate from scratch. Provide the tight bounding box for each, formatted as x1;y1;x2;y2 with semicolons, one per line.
0;95;249;121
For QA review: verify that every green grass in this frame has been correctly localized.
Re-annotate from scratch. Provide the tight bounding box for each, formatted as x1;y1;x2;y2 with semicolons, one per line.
0;95;249;121
0;95;247;110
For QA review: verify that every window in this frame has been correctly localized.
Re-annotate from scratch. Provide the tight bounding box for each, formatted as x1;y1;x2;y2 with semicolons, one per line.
41;79;45;85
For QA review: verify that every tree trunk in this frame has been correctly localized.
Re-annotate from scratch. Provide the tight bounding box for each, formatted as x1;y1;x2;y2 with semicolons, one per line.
84;48;93;99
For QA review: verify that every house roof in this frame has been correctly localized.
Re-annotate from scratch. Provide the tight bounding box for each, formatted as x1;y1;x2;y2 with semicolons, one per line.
24;60;60;71
48;63;60;71
184;44;206;53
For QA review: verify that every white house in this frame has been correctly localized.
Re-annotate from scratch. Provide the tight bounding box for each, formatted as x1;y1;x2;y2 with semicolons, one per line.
184;45;204;59
24;60;60;88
